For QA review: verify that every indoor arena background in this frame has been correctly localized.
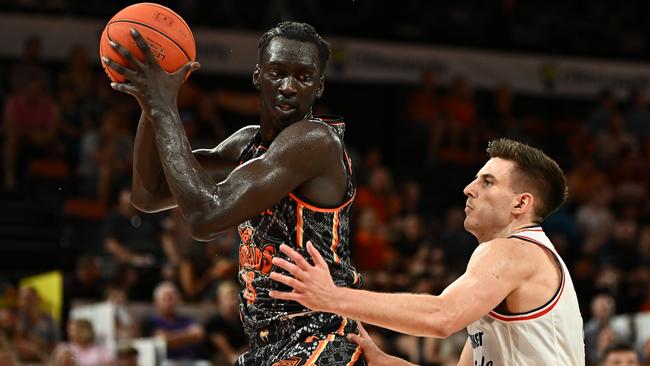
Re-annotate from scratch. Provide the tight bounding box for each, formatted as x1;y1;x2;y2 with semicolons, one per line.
0;1;649;365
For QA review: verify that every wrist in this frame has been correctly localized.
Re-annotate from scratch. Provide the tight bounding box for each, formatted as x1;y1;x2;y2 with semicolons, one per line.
148;104;176;120
324;286;346;314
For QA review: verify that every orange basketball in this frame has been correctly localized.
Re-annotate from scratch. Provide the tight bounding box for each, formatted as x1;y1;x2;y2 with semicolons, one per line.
99;2;196;83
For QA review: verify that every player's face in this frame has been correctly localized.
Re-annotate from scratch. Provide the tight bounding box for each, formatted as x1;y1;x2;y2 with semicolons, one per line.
602;351;640;366
463;158;519;240
255;37;324;127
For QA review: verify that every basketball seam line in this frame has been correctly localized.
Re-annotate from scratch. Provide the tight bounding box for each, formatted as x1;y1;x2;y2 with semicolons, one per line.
107;19;192;62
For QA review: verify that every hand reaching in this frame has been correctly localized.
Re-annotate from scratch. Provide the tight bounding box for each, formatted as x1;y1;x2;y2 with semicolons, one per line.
348;323;418;366
101;28;199;116
268;241;338;312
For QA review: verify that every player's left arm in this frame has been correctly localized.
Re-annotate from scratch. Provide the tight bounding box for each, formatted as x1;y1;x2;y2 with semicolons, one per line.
270;239;529;337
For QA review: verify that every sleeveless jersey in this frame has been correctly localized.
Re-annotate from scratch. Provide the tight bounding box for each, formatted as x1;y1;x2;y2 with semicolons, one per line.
236;116;361;330
466;227;585;365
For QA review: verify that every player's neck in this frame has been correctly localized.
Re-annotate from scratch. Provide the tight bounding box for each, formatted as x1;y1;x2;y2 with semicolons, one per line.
481;220;540;243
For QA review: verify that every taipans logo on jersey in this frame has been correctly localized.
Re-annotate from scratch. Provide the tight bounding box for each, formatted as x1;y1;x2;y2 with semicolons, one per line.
238;224;277;303
272;357;302;366
469;331;494;366
239;226;254;246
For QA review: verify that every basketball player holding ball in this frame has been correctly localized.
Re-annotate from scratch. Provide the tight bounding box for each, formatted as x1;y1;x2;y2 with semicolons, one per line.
102;12;365;366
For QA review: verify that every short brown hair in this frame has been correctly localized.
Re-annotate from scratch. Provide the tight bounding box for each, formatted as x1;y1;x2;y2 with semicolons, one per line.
486;138;568;221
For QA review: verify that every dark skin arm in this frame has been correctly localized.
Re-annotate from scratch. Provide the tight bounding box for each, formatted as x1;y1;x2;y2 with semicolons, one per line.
131;110;257;213
103;29;347;241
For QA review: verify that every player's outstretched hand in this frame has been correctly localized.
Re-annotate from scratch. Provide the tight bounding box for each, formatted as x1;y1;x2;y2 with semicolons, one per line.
348;323;418;366
269;241;337;312
101;28;199;116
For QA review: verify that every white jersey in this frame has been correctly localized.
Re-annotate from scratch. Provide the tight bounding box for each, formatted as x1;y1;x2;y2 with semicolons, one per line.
466;227;585;366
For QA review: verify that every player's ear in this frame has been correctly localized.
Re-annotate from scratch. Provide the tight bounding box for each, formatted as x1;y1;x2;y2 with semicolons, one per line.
513;193;534;215
316;76;324;99
252;64;261;90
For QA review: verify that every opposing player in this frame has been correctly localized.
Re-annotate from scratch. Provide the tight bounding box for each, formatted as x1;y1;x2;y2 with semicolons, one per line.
270;138;585;365
103;22;364;365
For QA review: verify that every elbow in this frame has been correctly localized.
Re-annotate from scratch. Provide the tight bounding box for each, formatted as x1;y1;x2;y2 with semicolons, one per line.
188;218;221;242
131;196;160;213
423;309;460;338
131;187;171;213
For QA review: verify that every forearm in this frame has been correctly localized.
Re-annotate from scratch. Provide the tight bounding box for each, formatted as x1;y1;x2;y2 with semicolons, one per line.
330;288;453;338
149;106;225;236
132;111;175;212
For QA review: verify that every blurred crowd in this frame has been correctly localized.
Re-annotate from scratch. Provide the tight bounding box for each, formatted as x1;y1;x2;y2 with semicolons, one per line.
4;0;650;61
0;34;649;366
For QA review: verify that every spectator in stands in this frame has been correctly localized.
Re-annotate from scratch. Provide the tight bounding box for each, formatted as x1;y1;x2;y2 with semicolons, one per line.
575;183;615;247
588;89;617;136
57;84;88;173
58;45;95;99
404;68;441;126
9;35;48;92
65;318;113;365
353;207;393;271
641;338;650;366
14;287;59;363
392;213;428;260
3;76;60;191
355;167;400;224
48;344;76;366
93;110;134;204
141;282;205;361
436;206;476;270
485;82;517;137
103;187;165;299
105;285;138;340
599;342;640;366
585;293;617;365
188;94;228;149
116;345;138;366
566;158;609;205
205;281;248;365
178;233;237;302
595;112;637;167
625;88;650;138
64;255;104;301
0;322;18;366
433;76;480;164
444;76;476;128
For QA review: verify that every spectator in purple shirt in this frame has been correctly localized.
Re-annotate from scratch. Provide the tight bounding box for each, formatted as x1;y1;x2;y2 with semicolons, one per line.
141;282;205;361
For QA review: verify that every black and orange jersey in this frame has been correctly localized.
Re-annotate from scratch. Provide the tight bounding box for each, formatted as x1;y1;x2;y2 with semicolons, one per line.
237;116;361;330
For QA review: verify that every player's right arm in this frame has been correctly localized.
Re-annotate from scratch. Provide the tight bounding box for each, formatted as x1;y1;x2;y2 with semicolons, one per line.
131;112;257;213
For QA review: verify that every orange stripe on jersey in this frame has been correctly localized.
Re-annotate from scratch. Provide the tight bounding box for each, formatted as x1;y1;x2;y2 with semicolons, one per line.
296;204;304;248
305;334;335;365
343;150;353;176
331;211;341;263
289;192;355;213
346;346;362;366
336;317;347;335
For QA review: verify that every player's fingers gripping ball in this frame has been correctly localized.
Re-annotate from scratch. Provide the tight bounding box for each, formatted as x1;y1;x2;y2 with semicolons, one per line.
99;2;196;83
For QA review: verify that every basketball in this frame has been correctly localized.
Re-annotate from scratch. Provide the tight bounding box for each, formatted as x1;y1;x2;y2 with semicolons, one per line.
99;2;196;83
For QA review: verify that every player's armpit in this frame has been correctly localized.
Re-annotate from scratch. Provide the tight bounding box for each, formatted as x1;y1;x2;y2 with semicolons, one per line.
436;239;531;335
